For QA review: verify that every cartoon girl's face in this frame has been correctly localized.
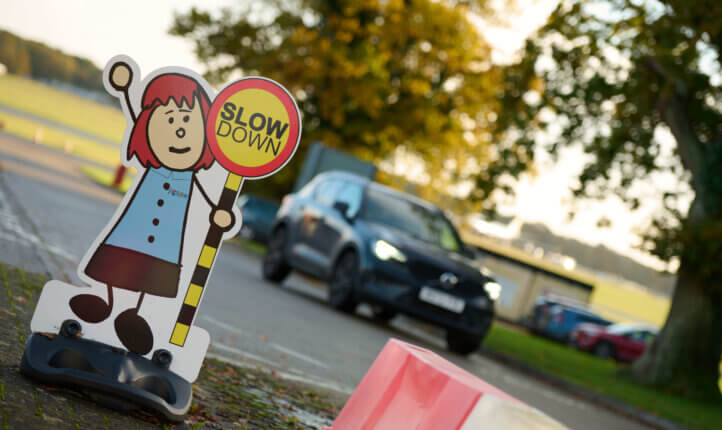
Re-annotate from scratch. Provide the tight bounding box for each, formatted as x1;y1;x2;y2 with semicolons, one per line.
147;97;205;170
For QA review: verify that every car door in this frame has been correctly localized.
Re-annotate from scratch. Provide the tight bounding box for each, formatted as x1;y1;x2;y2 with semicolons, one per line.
308;180;363;274
292;178;344;274
618;331;646;361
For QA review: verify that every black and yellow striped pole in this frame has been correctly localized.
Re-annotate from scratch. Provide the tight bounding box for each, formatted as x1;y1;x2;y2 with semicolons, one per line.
170;173;243;346
168;76;300;348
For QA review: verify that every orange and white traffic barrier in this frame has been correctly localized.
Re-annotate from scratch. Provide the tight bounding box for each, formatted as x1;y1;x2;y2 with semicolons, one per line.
324;339;567;430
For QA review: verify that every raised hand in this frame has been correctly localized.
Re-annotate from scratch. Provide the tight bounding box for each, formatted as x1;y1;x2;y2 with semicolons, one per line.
109;62;132;91
108;62;136;121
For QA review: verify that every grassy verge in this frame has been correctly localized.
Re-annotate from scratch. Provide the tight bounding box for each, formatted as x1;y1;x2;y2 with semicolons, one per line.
78;164;135;193
0;74;126;143
191;358;338;429
0;110;121;168
0;263;340;429
484;324;722;429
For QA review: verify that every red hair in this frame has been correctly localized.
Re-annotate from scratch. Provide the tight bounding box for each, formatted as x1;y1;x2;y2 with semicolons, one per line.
128;73;214;170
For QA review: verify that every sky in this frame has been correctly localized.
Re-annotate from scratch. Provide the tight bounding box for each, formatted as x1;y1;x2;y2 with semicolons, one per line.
0;0;234;74
0;0;681;272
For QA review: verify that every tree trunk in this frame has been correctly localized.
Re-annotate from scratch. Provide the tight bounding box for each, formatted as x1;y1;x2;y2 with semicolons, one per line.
626;255;722;400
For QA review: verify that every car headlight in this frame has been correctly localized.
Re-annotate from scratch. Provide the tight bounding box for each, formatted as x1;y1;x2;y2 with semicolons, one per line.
484;281;502;301
373;240;407;263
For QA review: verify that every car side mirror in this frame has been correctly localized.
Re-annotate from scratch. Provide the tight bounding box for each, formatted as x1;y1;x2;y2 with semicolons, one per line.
332;201;351;220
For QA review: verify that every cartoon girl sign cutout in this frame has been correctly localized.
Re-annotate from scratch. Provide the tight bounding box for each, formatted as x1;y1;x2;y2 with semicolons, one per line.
68;64;235;356
29;56;300;382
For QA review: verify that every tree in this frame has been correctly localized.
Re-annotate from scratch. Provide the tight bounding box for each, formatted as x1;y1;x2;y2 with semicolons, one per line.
0;30;103;92
0;31;31;75
496;0;722;399
171;0;518;201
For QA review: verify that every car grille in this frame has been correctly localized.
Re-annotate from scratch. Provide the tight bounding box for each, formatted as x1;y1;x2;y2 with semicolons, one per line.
408;261;446;283
408;260;483;298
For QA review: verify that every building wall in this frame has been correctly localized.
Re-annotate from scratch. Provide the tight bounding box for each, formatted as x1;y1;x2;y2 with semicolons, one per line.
590;281;670;326
293;142;376;191
527;273;591;315
477;256;534;320
478;253;593;322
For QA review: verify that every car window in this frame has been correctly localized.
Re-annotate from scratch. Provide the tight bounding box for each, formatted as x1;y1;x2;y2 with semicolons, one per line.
359;187;461;252
439;223;459;251
627;331;647;342
334;182;363;218
607;324;633;335
314;179;344;207
579;314;609;325
642;331;656;344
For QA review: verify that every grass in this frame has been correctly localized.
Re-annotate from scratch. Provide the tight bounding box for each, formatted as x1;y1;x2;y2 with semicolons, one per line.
0;262;340;429
78;164;135;193
0;74;126;143
484;324;722;430
1;72;717;428
0;110;121;168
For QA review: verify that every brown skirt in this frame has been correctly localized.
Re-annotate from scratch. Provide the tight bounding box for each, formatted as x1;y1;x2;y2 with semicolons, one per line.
84;244;180;298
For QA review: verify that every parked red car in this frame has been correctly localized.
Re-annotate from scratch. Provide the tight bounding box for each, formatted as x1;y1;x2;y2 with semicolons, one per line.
570;323;658;362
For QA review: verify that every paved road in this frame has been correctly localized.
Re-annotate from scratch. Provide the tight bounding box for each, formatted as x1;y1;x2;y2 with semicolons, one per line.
0;133;650;430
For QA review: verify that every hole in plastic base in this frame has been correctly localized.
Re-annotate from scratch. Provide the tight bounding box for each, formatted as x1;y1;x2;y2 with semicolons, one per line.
49;348;104;376
129;376;174;403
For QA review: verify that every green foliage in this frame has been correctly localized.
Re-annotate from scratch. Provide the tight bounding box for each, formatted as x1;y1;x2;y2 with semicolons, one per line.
496;0;722;275
171;0;507;202
0;30;103;92
496;0;722;399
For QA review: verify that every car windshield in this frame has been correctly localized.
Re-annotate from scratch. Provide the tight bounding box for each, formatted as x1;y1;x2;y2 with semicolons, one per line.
360;187;461;252
606;323;637;335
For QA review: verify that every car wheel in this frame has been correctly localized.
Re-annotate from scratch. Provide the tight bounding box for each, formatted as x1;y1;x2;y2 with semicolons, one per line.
262;227;291;283
593;341;615;360
446;330;482;355
328;251;360;313
371;305;397;323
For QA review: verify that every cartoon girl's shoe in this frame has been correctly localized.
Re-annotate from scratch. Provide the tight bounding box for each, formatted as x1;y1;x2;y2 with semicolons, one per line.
69;294;112;323
114;307;154;355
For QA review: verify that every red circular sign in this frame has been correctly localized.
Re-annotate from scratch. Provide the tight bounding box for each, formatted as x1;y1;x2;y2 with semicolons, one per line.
206;77;301;178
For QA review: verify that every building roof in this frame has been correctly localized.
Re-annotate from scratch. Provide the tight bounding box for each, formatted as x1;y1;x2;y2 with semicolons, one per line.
461;230;597;291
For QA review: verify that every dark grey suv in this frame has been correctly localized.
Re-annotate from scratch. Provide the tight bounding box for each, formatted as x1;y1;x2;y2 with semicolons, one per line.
262;171;499;354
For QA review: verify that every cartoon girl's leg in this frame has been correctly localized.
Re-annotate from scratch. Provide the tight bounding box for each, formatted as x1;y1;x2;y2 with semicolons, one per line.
114;292;154;355
69;284;114;323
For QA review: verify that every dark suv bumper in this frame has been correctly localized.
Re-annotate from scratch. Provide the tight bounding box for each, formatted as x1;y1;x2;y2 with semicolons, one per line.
358;263;494;337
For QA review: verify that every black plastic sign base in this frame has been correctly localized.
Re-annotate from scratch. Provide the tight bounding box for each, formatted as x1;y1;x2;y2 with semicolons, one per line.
20;321;192;422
